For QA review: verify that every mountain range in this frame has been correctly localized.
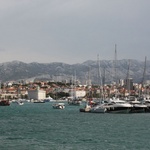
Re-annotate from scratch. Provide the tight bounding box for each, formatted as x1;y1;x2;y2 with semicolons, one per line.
0;59;149;84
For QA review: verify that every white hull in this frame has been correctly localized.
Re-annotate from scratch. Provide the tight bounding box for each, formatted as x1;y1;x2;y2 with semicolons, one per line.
107;99;133;113
53;103;65;109
90;105;107;113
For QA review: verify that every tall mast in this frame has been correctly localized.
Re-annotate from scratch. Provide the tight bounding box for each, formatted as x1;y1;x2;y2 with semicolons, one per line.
97;54;103;100
126;59;131;96
140;56;147;97
114;44;117;84
141;56;147;86
88;66;91;87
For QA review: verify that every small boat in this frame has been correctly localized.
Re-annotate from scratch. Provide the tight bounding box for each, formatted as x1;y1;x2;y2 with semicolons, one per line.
90;103;107;113
17;101;24;105
0;100;10;106
43;96;54;102
33;100;45;103
52;103;65;109
79;102;92;112
68;97;82;106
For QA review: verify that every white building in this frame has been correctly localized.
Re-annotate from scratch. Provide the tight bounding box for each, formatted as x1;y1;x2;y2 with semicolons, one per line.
28;89;46;100
69;90;86;98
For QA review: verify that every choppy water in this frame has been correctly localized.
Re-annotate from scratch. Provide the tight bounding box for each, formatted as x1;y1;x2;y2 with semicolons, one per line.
0;102;150;150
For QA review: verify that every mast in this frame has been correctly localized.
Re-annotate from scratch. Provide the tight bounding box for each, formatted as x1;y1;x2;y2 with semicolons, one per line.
74;71;76;98
87;66;92;103
140;56;147;97
114;44;117;84
97;54;103;100
141;56;147;86
126;59;131;97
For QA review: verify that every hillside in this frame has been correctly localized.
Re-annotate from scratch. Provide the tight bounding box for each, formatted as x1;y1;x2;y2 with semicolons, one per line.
0;59;149;84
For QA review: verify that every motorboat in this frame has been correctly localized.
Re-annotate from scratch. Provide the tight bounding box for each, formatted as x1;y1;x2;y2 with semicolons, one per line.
33;100;45;103
0;100;10;106
17;101;24;105
79;102;92;112
142;100;150;112
90;103;107;113
106;99;132;113
129;100;147;113
43;96;54;102
52;103;65;109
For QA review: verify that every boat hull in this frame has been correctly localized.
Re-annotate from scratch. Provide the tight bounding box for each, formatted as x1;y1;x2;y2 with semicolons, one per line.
0;100;10;106
107;107;132;113
53;103;65;109
130;107;147;113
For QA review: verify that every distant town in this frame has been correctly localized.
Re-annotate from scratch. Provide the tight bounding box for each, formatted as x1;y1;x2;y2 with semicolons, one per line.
0;77;150;101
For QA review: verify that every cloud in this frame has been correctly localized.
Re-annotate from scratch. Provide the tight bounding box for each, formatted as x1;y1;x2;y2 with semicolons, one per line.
0;0;150;64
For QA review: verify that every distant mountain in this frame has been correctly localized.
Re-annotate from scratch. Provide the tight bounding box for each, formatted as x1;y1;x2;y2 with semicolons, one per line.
0;59;149;84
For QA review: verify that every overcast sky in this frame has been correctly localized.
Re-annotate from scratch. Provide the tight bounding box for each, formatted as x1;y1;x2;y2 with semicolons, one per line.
0;0;150;64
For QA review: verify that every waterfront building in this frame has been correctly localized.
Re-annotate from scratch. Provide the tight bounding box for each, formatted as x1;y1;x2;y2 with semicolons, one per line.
28;87;46;100
69;89;86;98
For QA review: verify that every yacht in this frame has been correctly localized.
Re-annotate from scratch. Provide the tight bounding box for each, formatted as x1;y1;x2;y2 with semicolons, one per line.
106;99;132;113
143;100;150;112
129;100;147;113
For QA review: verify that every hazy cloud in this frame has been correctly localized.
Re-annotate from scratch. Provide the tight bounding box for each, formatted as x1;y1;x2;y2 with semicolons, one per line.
0;0;150;64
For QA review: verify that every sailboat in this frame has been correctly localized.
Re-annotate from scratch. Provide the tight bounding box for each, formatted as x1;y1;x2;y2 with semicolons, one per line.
124;59;147;113
90;54;107;113
68;73;82;106
79;67;93;112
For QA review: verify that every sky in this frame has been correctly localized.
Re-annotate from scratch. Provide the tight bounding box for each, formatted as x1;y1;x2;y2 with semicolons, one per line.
0;0;150;64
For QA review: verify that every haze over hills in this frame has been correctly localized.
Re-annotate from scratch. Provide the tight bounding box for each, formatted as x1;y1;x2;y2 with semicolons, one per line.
0;59;149;84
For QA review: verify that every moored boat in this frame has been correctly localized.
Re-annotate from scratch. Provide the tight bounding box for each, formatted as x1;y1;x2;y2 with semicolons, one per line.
68;97;82;106
17;101;24;105
106;99;132;113
0;100;10;106
129;100;147;113
143;100;150;112
33;100;45;103
90;104;107;113
52;103;65;109
79;102;92;112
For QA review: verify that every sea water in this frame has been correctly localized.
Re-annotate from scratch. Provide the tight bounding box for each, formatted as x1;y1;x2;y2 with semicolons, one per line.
0;102;150;150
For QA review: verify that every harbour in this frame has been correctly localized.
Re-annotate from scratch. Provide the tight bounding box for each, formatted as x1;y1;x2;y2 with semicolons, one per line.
0;102;150;150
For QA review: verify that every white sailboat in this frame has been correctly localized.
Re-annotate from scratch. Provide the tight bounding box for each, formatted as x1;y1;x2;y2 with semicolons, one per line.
68;73;82;106
90;54;107;113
